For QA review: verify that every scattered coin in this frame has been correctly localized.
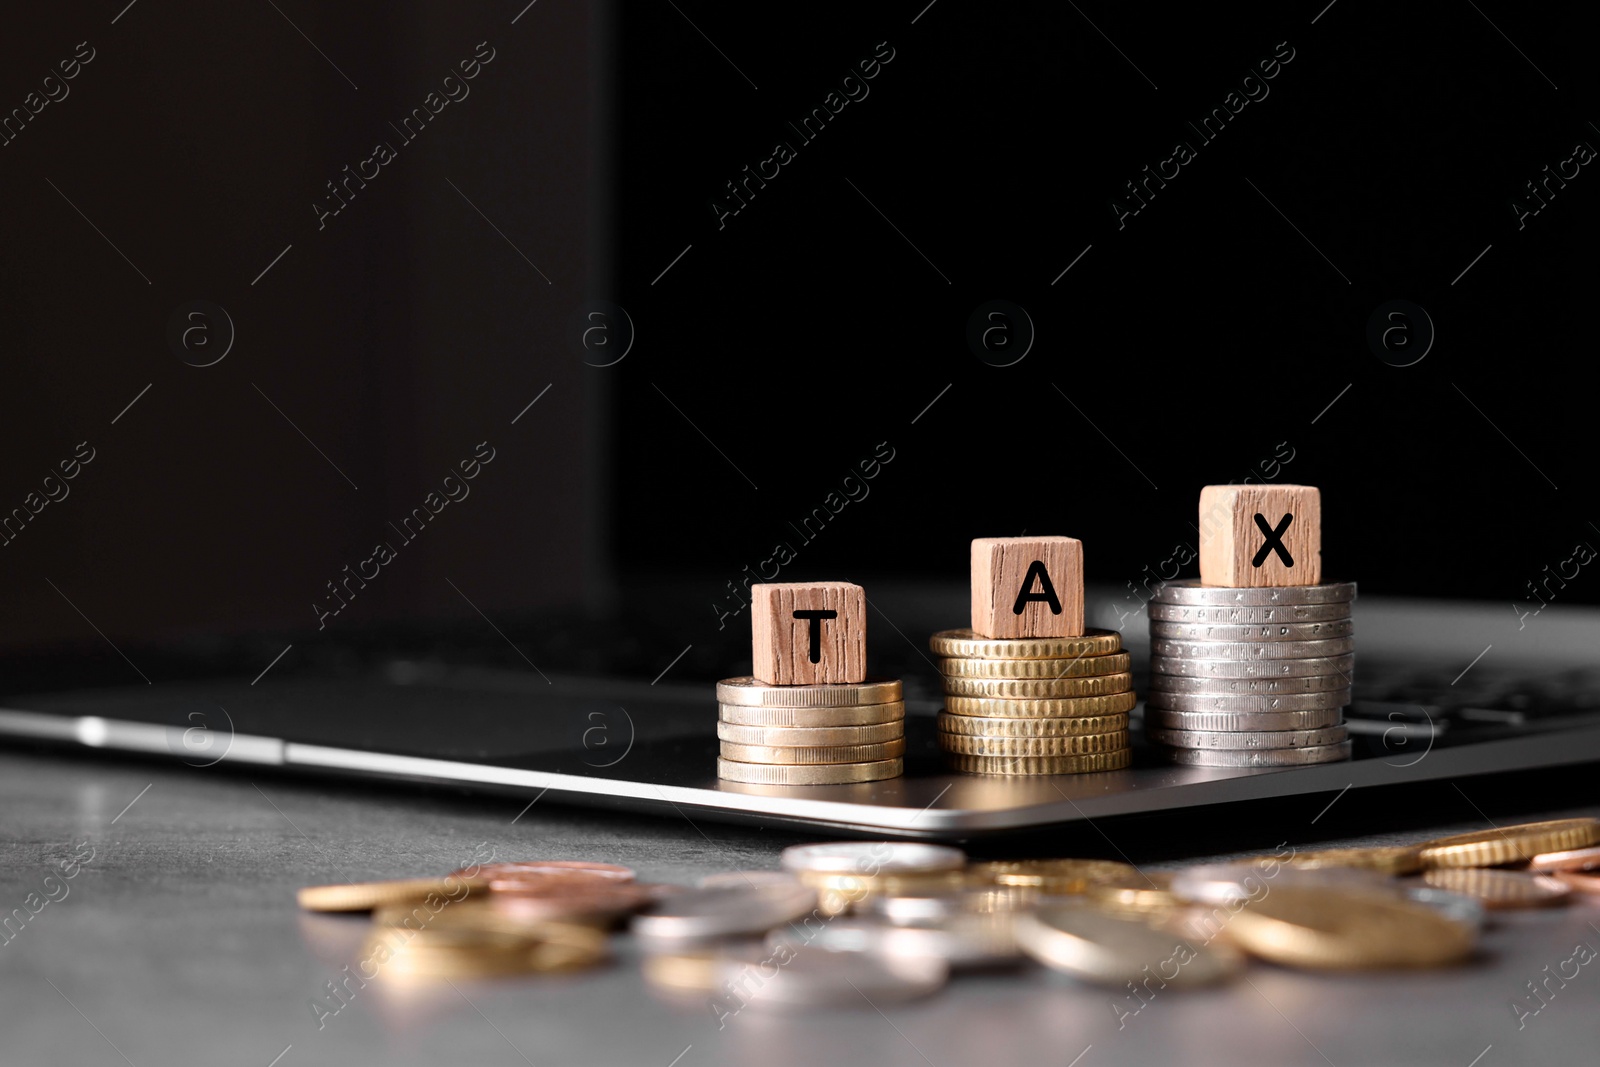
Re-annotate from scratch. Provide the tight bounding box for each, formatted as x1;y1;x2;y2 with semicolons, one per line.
937;711;1130;737
1419;868;1572;909
1015;905;1242;986
938;731;1126;757
642;951;719;994
1144;707;1345;733
970;858;1141;894
1144;725;1349;751
481;882;655;924
716;677;904;708
716;939;948;1008
296;876;486;913
1170;863;1393;906
1224;887;1473;969
1400;886;1486;929
632;883;819;943
1151;580;1358;606
950;749;1132;775
716;720;904;746
861;888;1039;924
467;861;636;889
718;738;906;765
1553;870;1600;894
1526;845;1600;872
717;701;905;728
1152;742;1352;767
1417;818;1600;869
715;757;903;785
939;653;1131;679
803;915;1021;968
929;628;1122;659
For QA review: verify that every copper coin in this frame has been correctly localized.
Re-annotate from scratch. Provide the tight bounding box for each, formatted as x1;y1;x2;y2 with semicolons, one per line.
459;861;636;890
1419;868;1572;909
483;882;654;923
1554;870;1600;894
1526;845;1600;873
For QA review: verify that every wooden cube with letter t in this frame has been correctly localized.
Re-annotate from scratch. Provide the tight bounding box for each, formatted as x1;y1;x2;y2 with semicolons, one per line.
970;536;1084;638
1198;484;1321;587
750;582;867;685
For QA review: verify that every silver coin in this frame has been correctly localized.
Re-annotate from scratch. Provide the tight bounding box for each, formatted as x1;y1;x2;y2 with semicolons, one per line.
1145;689;1351;713
1149;618;1353;643
780;842;966;877
1151;636;1356;661
1151;653;1354;679
716;677;904;708
1148;673;1351;695
799;915;1021;968
1144;707;1345;732
1151;579;1357;607
1151;741;1352;767
1170;863;1391;906
714;938;947;1008
1014;905;1242;986
1147;601;1351;624
1145;725;1349;750
632;883;819;942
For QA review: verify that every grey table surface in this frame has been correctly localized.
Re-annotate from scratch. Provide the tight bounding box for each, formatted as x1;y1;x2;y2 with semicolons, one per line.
3;747;1597;1067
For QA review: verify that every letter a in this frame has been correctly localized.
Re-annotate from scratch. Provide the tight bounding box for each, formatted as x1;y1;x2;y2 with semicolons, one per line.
1013;560;1062;615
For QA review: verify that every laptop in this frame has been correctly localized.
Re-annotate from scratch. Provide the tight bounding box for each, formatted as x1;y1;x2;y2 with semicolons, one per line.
4;2;1595;838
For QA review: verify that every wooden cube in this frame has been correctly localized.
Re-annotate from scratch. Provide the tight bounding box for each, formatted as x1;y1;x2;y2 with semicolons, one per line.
1198;484;1321;587
751;582;866;685
970;537;1084;639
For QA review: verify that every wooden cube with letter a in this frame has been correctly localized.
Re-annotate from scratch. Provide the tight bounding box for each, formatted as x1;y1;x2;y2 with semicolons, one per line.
1198;484;1321;587
970;536;1084;639
750;582;867;685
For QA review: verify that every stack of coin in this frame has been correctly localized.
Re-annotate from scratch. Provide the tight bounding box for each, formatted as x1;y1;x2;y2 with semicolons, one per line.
715;676;905;784
1144;579;1356;766
931;629;1135;774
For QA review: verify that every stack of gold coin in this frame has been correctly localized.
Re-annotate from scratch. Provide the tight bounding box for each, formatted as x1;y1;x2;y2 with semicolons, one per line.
715;676;905;784
931;629;1134;774
1145;579;1356;767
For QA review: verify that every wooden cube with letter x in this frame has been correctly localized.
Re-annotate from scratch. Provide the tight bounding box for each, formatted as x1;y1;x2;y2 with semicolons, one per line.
1198;484;1321;587
750;582;867;685
970;536;1085;638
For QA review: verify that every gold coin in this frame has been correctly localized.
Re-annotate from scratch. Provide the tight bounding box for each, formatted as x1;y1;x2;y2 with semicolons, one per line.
940;652;1131;679
717;701;905;728
1287;846;1426;876
950;749;1132;775
296;875;486;912
716;757;903;785
929;628;1122;660
717;720;903;746
368;907;609;975
1083;872;1181;915
1225;886;1474;969
943;673;1134;699
970;858;1141;894
1420;868;1573;909
943;691;1137;718
798;869;966;913
716;677;903;707
939;730;1126;757
718;738;905;765
363;931;538;980
1417;818;1600;869
937;711;1129;737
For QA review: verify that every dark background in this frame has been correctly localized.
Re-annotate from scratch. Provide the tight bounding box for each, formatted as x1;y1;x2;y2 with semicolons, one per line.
1;1;1595;684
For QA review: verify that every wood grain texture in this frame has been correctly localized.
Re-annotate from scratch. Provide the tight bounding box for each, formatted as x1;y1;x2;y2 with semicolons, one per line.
970;536;1084;638
1197;484;1322;587
750;581;866;685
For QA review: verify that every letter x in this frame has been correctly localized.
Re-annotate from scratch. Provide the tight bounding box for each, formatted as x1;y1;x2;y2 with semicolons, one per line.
792;609;837;663
1252;513;1294;568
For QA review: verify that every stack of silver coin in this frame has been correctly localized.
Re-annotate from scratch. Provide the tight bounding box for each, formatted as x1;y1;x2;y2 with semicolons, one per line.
1144;579;1355;766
